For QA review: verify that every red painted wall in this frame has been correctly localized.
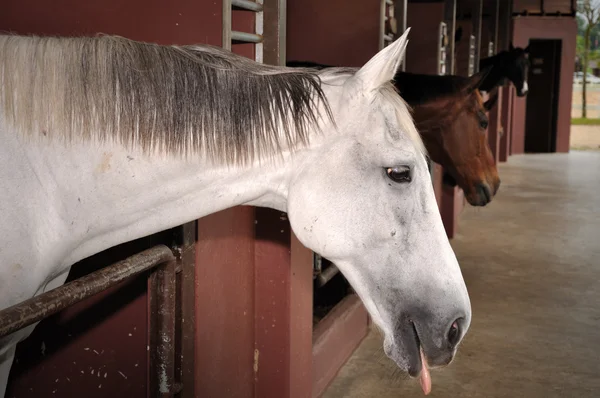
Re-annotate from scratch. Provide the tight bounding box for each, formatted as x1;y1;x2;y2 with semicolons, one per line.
405;2;445;76
510;16;577;154
286;0;380;66
0;0;222;45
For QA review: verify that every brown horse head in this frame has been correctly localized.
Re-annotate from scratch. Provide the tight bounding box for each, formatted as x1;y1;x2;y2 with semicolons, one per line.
394;69;500;206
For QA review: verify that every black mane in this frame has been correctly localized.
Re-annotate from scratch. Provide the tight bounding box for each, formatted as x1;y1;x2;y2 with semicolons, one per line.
287;61;471;106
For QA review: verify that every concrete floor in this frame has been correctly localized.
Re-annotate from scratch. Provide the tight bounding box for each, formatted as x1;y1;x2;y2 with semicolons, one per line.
324;152;600;398
570;125;600;151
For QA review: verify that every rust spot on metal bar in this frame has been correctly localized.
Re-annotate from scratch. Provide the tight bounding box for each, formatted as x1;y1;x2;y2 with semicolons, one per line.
0;245;175;339
149;254;178;397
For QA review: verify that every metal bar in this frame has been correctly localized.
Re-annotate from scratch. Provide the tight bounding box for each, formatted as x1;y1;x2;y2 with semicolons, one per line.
149;256;178;397
232;0;263;12
379;0;387;49
178;222;197;398
395;0;407;71
0;245;174;339
315;264;340;288
263;0;286;66
231;31;263;43
223;0;232;50
445;0;457;75
493;0;500;54
472;0;483;73
254;0;264;63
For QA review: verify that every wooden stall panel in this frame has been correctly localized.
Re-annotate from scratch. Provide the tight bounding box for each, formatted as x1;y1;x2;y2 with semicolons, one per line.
254;209;292;398
195;207;256;398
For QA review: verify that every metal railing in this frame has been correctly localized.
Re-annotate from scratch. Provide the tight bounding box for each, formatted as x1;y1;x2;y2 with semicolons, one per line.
0;243;186;397
223;0;264;62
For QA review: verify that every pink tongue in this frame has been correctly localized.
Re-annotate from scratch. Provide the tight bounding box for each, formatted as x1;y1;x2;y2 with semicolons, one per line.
419;348;432;395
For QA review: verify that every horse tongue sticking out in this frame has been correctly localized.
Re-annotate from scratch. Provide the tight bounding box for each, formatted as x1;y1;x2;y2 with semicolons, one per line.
420;348;432;395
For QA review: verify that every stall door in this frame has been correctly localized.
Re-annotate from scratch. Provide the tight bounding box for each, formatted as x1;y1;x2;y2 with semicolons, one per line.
525;39;562;153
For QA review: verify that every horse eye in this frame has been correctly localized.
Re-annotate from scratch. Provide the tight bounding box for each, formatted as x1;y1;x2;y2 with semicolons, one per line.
386;166;412;183
480;120;489;129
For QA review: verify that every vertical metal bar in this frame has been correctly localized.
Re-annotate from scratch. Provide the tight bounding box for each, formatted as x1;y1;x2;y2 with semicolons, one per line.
379;0;386;50
178;222;196;398
149;258;178;398
395;0;407;70
444;0;457;75
438;21;448;75
255;0;264;63
223;0;232;50
493;0;500;54
472;0;483;73
263;0;286;66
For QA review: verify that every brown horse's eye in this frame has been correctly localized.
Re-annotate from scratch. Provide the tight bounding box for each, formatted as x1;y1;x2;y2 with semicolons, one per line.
386;166;412;183
480;120;489;129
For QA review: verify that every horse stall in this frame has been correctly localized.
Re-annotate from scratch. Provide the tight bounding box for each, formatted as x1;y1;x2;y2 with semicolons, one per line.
0;1;435;398
0;0;313;397
510;1;577;154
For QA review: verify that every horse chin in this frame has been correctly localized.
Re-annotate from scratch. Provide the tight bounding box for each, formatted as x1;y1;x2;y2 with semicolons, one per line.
383;330;421;378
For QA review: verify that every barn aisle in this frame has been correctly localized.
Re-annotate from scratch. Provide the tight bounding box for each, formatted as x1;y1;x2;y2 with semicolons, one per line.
324;152;600;398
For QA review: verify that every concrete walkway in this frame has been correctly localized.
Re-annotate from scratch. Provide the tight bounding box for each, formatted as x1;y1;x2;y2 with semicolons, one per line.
570;125;600;151
324;152;600;398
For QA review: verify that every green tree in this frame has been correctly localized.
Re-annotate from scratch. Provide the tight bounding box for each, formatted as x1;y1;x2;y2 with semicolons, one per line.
578;0;600;118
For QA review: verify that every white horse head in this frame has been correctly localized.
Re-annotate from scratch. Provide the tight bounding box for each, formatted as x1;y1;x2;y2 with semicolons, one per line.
286;30;471;392
0;29;470;395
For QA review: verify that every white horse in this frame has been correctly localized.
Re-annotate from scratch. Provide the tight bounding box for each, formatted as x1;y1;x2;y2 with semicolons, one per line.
0;29;470;396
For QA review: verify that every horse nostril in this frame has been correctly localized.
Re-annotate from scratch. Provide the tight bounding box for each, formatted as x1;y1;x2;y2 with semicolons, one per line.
447;320;461;347
477;183;492;205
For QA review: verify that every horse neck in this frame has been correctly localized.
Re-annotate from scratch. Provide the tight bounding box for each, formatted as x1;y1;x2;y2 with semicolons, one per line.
2;125;299;274
479;53;510;92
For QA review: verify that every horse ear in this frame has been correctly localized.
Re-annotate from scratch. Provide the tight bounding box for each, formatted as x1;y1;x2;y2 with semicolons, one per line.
484;89;499;110
464;66;492;93
509;42;515;51
524;44;530;53
352;28;410;92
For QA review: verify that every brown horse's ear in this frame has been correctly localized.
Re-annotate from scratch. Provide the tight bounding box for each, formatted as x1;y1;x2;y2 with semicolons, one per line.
484;90;499;110
510;42;515;51
464;66;492;93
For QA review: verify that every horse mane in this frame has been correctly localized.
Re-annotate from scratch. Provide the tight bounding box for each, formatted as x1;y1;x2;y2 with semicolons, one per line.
0;34;336;165
392;72;472;106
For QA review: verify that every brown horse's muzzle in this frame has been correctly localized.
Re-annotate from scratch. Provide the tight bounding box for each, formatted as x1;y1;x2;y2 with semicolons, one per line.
465;175;500;206
444;171;500;206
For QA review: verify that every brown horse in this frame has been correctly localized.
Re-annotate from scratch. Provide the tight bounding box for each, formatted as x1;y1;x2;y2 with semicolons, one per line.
287;60;500;206
393;69;500;206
